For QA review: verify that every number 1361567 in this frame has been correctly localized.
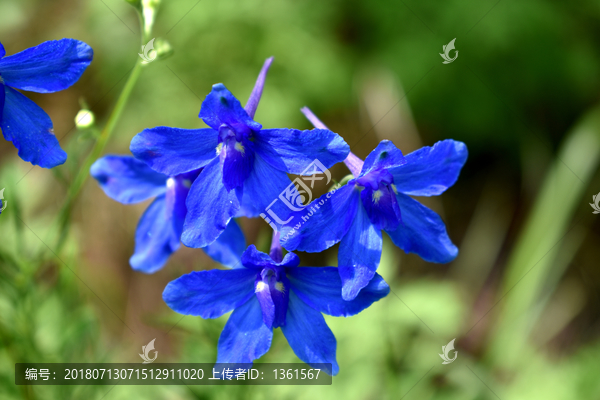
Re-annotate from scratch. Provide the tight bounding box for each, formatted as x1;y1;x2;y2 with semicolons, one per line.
273;369;320;380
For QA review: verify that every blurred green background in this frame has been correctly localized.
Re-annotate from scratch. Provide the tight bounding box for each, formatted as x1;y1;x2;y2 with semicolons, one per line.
1;0;600;399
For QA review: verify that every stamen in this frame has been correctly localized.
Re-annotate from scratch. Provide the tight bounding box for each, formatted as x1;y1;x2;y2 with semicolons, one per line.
255;281;267;292
275;282;285;293
372;190;383;203
234;141;245;154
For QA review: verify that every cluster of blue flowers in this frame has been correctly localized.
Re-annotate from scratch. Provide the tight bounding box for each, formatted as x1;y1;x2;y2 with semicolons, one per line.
1;37;466;374
92;58;467;374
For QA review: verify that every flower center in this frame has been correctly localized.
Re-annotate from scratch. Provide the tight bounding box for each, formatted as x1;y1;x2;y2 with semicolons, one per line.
355;168;394;190
254;265;289;329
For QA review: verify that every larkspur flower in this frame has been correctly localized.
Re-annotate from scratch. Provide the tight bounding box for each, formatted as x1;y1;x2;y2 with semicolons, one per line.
130;58;349;248
281;108;468;300
163;235;390;376
91;155;246;273
0;39;93;167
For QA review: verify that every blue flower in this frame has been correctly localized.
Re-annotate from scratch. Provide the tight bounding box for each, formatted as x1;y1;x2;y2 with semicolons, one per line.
0;39;93;168
163;243;389;375
130;58;350;248
91;155;246;273
281;110;468;300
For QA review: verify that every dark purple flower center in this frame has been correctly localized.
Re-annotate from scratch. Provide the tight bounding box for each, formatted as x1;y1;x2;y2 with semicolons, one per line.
253;263;290;329
218;123;251;144
355;168;394;190
217;124;255;191
353;169;402;231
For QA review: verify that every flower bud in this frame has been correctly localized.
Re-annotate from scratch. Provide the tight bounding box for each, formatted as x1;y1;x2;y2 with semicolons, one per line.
153;38;173;60
75;109;95;129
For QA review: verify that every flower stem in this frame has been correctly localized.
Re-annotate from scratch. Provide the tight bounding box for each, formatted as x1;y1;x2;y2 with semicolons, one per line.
54;59;144;252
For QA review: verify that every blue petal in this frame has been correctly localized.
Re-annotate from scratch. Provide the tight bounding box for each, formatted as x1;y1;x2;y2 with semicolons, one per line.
1;86;66;168
163;268;256;318
281;291;339;376
359;140;406;178
280;184;360;253
130;127;218;176
338;201;383;300
0;82;4;125
181;157;240;248
237;153;292;219
287;267;389;317
0;42;5;58
202;219;246;268
165;173;190;242
129;195;179;273
240;244;300;269
199;84;262;133
254;128;349;174
279;252;302;268
0;39;92;93
131;172;203;272
216;296;273;364
90;155;167;204
388;140;468;196
241;244;278;269
221;136;254;191
386;192;458;263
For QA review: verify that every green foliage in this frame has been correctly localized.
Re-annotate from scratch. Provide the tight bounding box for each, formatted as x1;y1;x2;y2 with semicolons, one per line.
1;0;600;399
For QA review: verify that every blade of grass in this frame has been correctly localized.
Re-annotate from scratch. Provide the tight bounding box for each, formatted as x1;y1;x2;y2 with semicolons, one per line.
486;106;600;368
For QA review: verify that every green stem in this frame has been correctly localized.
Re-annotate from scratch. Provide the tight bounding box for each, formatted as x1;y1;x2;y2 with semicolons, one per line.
54;60;144;252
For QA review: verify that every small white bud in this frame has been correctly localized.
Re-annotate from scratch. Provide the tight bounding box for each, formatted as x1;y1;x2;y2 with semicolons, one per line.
75;109;95;129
